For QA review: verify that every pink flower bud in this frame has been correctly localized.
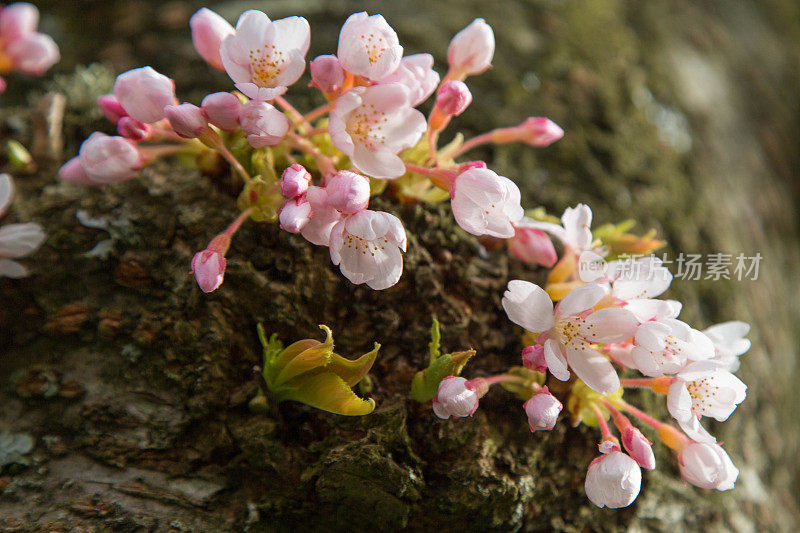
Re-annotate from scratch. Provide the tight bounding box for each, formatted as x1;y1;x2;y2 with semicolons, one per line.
678;442;739;491
280;164;311;198
114;66;176;124
5;32;59;75
239;100;290;148
523;387;562;431
164;103;208;139
432;376;481;419
278;197;312;233
191;250;226;293
508;225;557;267
436;80;472;116
117;116;150;141
310;54;345;94
585;450;641;508
0;3;38;42
456;160;487;172
57;157;95;186
97;94;128;124
201;92;241;131
520;117;564;147
325;171;370;214
0;77;6;95
521;345;547;373
621;426;656;470
190;8;234;71
447;19;495;77
78;132;142;184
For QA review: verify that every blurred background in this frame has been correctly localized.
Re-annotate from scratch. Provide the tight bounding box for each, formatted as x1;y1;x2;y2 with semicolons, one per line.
1;0;799;530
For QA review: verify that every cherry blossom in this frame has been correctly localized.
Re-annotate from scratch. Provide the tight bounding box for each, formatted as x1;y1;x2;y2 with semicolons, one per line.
502;281;638;394
220;9;310;100
278;197;312;233
381;53;439;106
678;441;738;491
523;203;594;255
584;446;642;508
201;92;242;131
192;249;226;293
328;209;407;290
447;18;494;78
596;255;681;322
299;187;342;247
190;8;234;71
59;132;142;185
239;100;291;148
164;103;209;139
0;2;59;90
432;377;481;419
521;345;547;373
523;388;562;431
703;321;751;372
0;174;45;278
280;164;311;199
329;83;425;178
630;318;715;376
337;12;402;82
324;171;371;214
435;80;472;116
621;426;656;470
450;168;523;238
508;219;558;267
309;54;345;96
114;67;176;124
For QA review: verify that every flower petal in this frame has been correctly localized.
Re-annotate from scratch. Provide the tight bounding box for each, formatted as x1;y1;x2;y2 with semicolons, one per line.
579;308;638;343
556;283;606;317
544;339;569;381
501;280;555;333
564;342;620;394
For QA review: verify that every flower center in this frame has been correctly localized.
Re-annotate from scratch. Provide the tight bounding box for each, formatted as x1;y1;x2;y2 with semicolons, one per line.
686;377;719;412
344;232;389;257
555;317;583;346
360;32;387;64
347;105;389;150
249;45;285;86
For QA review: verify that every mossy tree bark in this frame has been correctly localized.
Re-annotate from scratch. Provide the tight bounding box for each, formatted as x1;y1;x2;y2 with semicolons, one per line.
1;0;799;531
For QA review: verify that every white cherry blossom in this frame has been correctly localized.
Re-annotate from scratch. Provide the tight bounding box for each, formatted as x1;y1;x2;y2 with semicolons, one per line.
585;448;642;508
631;319;714;376
703;321;751;372
450;168;523;238
337;12;403;82
679;442;739;491
0;174;45;278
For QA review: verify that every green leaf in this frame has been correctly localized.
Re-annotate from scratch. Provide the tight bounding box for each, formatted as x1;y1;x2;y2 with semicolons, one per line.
276;372;375;416
428;315;441;364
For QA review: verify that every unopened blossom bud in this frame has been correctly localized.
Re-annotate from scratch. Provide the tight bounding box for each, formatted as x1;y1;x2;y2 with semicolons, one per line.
523;387;562;431
191;249;226;293
201;92;241;131
310;54;345;95
451;168;523;238
584;450;642;508
239;100;290;148
519;117;564;147
521;345;547;373
437;80;472;116
5;32;59;75
621;426;656;470
432;376;483;419
57;157;94;186
190;8;234;71
456;160;487;172
97;94;128;124
279;197;312;233
77;132;142;184
508;224;557;267
447;19;495;77
114;66;176;124
164;103;208;139
325;171;370;214
280;164;312;199
117;116;150;141
679;442;739;491
0;3;38;41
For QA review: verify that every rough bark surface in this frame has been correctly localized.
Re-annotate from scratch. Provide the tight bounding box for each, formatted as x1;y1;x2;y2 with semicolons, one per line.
1;0;799;531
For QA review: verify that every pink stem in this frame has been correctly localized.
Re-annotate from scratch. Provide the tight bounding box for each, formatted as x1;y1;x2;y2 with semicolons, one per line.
223;207;254;238
302;102;333;124
287;133;336;179
591;404;615;441
451;131;495;157
274;96;304;124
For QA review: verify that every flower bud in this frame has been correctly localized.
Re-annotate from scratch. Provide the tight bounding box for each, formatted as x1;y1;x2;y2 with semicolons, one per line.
584;450;642;508
520;117;564;147
57;157;95;186
621;426;656;470
239;100;290;148
436;80;472;116
279;197;312;233
114;66;176;124
523;387;562;431
117;116;150;141
201;92;241;131
432;376;481;419
97;94;128;124
281;164;312;198
521;345;547;373
325;171;370;214
164;103;208;139
5;32;59;75
447;19;494;77
508;226;557;267
78;132;142;184
310;54;345;95
678;442;738;491
190;8;234;71
191;250;226;293
0;3;38;42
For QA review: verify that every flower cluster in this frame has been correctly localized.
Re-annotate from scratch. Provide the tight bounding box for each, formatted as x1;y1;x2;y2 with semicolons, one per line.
0;2;59;93
0;173;45;277
434;222;749;507
58;9;563;293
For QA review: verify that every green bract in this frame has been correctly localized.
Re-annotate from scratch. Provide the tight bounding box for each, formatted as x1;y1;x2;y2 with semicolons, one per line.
410;315;475;402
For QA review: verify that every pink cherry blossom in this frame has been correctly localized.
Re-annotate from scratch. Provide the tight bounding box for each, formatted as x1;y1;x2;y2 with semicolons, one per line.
190;8;234;71
447;19;494;78
502;282;638;394
309;54;345;95
279;197;312;233
450;168;523;238
621;426;656;470
0;3;59;79
523;387;562;431
381;54;439;106
164;103;208;139
239;100;290;148
631;318;715;376
329;84;425;178
201;92;242;131
116;117;150;141
191;250;226;293
58;157;94;186
522;203;594;254
325;171;370;214
432;376;481;419
76;132;142;184
328;209;407;290
584;448;641;508
436;80;472;116
113;67;176;124
220;9;310;100
300;186;342;246
703;321;750;372
678;442;738;491
337;12;402;82
0;174;45;278
0;3;37;41
508;219;558;267
518;117;564;147
280;164;311;199
97;94;127;124
521;345;547;373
